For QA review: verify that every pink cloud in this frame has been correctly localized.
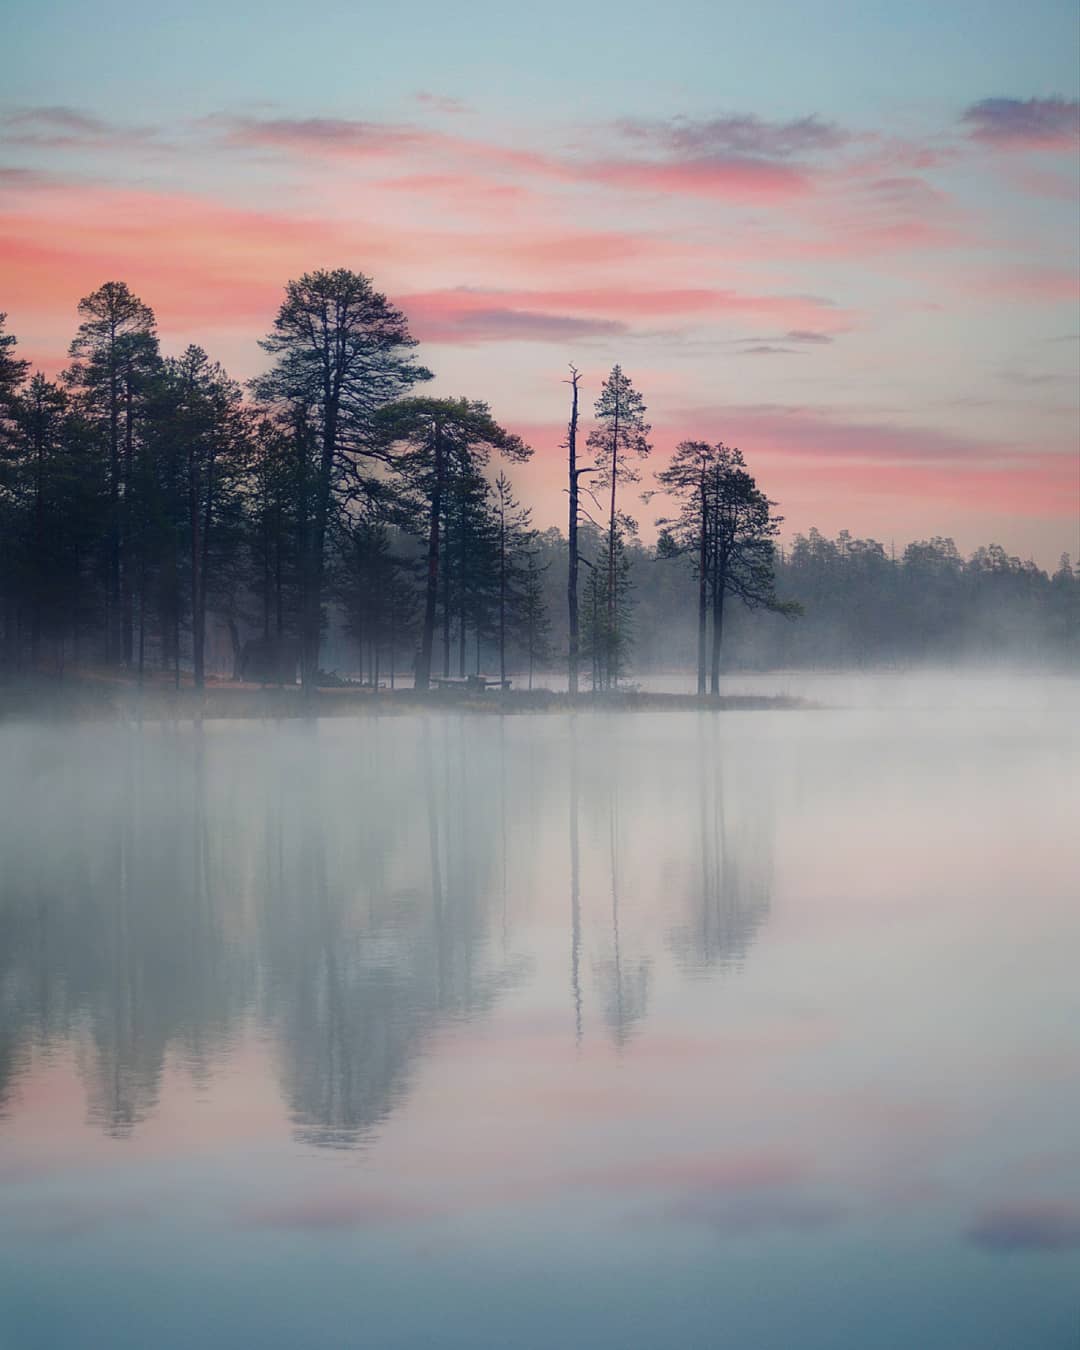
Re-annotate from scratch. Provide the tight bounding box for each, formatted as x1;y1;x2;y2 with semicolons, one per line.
671;405;1078;519
400;286;843;342
199;111;822;204
0;180;435;345
675;403;1026;464
584;155;809;200
507;402;1075;537
970;265;1080;305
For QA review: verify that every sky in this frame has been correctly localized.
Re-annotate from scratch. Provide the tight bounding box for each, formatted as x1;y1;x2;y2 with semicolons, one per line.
2;0;1078;564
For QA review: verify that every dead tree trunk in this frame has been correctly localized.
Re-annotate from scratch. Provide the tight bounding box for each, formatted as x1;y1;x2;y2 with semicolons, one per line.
566;366;581;698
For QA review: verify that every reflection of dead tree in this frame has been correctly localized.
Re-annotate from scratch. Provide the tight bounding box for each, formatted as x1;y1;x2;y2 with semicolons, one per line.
569;722;583;1045
592;775;650;1049
669;719;773;974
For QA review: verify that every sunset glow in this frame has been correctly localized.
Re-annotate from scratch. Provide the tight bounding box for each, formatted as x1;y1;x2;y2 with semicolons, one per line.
3;0;1077;562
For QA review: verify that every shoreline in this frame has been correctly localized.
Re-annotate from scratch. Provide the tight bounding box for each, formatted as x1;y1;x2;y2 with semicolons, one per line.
0;679;815;722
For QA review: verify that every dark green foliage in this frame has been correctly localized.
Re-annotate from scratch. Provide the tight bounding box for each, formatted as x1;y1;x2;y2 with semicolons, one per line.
64;282;160;665
518;547;553;690
585;366;651;687
333;520;418;687
582;518;634;690
253;269;431;686
656;441;795;692
376;396;530;689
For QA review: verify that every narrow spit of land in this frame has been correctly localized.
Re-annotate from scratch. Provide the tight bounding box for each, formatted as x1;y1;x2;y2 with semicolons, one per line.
0;674;814;722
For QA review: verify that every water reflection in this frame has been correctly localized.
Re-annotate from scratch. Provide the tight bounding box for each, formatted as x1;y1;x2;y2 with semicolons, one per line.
253;720;531;1147
666;716;773;975
590;779;652;1049
0;728;251;1134
0;714;775;1145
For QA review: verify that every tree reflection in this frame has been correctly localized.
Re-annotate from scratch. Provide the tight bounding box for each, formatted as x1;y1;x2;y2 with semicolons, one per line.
260;718;529;1148
0;726;250;1134
666;716;774;974
591;778;651;1049
0;714;774;1142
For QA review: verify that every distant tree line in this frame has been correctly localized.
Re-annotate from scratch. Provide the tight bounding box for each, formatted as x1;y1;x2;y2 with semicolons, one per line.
519;525;1079;673
2;276;1074;689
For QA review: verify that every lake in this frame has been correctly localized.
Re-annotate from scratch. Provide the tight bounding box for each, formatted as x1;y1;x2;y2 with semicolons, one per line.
2;677;1078;1349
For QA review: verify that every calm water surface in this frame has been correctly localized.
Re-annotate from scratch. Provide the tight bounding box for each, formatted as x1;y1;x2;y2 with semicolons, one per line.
2;678;1078;1348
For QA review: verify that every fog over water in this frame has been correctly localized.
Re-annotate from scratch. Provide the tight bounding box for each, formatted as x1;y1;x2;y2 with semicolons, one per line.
1;675;1078;1349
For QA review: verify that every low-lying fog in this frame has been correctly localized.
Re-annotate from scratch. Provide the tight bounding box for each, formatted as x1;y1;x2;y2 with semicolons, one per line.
1;672;1077;1350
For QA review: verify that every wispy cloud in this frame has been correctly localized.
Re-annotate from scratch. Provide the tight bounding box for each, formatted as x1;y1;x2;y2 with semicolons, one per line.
615;112;847;160
584;155;809;200
0;104;158;150
396;285;843;341
785;329;834;344
415;91;471;116
206;113;429;157
961;96;1080;150
729;329;836;352
411;304;628;344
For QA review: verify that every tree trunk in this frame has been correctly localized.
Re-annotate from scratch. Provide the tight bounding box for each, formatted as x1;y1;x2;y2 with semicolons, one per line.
606;396;620;691
458;500;468;678
31;417;44;670
137;563;146;686
193;452;216;691
121;366;135;667
295;412;311;688
416;417;443;691
274;498;283;639
710;570;725;695
305;402;337;692
226;616;242;680
566;368;580;698
190;458;204;689
108;334;120;665
441;493;452;679
499;509;507;689
697;475;708;696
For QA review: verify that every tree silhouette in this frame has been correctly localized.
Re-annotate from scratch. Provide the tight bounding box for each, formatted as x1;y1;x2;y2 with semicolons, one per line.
586;366;650;687
253;270;431;687
65;282;159;666
377;397;529;690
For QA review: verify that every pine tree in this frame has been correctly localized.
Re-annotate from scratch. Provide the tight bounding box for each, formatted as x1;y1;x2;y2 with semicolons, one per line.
65;283;159;665
518;546;552;690
253;270;431;687
582;518;634;690
586;367;650;686
376;397;529;689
